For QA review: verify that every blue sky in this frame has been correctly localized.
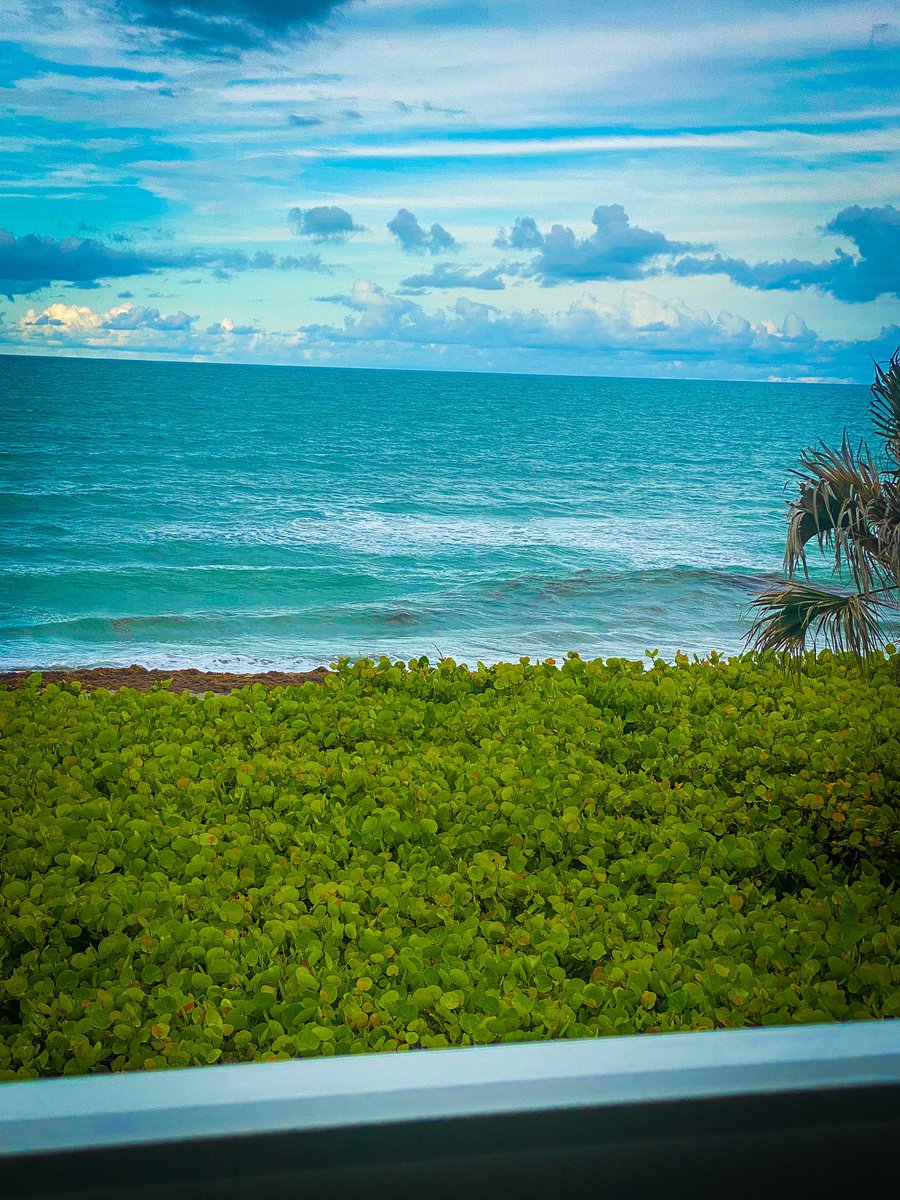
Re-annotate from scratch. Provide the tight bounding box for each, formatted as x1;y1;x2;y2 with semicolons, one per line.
1;0;898;380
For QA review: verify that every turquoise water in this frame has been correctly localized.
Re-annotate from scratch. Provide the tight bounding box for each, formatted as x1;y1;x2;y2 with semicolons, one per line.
0;353;874;671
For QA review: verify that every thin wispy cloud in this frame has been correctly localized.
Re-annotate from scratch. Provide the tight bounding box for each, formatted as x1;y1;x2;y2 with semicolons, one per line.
274;128;900;161
108;0;350;57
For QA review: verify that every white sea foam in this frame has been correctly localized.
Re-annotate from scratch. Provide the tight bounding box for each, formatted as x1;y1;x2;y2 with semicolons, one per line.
1;356;871;669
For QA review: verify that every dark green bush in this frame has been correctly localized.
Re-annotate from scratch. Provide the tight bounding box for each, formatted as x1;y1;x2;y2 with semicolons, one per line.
1;650;898;1080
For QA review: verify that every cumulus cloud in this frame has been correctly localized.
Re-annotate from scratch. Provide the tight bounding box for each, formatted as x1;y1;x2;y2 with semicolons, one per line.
19;300;195;335
216;248;333;275
110;0;349;57
0;231;168;296
671;253;830;291
205;317;259;336
305;279;885;378
288;205;365;241
309;280;825;361
99;305;194;331
4;291;896;383
387;209;460;255
0;230;332;296
494;216;544;251
2;300;299;359
398;263;506;292
493;204;697;284
671;205;900;303
493;202;899;302
294;284;896;380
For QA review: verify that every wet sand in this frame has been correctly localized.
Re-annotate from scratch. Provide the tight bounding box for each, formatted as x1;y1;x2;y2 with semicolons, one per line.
0;664;332;694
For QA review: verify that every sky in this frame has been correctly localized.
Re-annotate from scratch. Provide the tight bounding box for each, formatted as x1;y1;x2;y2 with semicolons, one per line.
1;0;899;381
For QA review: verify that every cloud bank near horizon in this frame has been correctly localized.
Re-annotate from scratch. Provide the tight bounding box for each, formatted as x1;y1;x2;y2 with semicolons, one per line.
4;287;896;385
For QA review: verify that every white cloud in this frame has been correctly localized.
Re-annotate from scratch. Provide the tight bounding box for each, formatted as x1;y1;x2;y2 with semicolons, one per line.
273;127;900;162
6;300;282;358
307;280;822;358
4;288;896;382
19;300;194;335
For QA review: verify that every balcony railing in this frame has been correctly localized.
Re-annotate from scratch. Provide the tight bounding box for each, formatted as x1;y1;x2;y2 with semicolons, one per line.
2;1020;898;1199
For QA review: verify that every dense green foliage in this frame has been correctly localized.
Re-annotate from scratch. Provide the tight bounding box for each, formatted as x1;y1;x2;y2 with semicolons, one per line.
1;651;899;1081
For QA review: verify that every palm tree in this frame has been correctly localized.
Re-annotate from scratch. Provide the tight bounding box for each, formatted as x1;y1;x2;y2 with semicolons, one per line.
745;347;900;663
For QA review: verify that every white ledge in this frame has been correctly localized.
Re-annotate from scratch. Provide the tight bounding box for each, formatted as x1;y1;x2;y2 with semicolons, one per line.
2;1020;898;1158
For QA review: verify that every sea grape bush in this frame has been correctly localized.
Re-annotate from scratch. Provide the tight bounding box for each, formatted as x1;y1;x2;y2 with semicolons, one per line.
1;650;898;1081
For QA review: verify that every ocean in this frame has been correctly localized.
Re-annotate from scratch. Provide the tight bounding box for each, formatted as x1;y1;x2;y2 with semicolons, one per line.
0;353;875;672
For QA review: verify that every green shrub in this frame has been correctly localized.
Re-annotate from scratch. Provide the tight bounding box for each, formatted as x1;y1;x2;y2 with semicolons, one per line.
1;651;898;1080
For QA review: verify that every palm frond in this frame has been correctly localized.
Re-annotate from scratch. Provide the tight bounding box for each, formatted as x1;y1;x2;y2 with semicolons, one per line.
871;348;900;466
750;345;900;668
744;580;888;660
784;437;885;590
870;477;900;583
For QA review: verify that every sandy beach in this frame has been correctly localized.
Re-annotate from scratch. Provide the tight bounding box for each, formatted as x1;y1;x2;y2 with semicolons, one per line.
0;664;332;694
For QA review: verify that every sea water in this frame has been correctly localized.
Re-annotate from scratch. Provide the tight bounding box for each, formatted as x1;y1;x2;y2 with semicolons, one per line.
0;353;876;671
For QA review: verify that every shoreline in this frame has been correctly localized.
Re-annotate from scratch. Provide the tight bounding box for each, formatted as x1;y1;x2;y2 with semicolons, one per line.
3;650;893;695
0;664;333;694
